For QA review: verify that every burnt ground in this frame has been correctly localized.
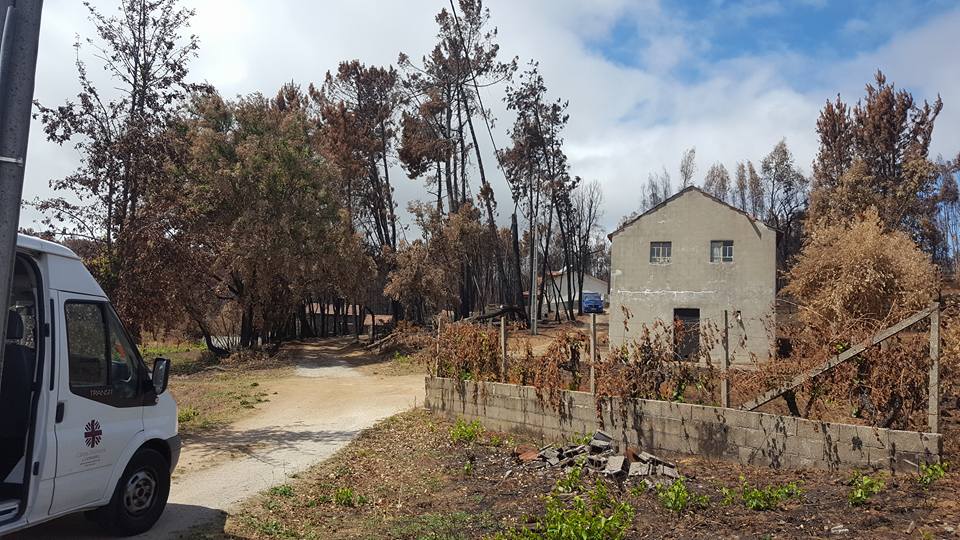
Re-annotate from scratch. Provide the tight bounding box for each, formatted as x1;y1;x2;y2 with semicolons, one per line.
214;408;960;540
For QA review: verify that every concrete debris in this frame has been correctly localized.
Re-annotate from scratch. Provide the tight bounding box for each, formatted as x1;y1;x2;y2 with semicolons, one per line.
604;455;628;476
515;430;680;481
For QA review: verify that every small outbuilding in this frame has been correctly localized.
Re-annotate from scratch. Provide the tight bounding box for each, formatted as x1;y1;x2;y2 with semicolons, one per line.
607;187;776;364
541;267;608;317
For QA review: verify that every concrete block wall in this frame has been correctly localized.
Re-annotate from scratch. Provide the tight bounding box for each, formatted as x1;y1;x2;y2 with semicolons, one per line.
425;377;941;472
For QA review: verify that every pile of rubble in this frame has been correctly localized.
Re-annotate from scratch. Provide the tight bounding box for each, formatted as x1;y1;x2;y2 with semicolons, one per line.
514;430;680;482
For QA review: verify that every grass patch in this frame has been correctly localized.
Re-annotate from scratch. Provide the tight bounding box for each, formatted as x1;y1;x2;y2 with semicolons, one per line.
168;369;281;436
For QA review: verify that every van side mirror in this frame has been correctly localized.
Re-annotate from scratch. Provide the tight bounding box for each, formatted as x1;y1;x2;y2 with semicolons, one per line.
152;358;171;395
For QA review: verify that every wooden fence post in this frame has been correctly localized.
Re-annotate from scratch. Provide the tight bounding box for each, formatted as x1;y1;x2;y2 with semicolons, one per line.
500;315;507;381
722;310;730;408
589;313;597;394
434;316;441;377
928;303;940;434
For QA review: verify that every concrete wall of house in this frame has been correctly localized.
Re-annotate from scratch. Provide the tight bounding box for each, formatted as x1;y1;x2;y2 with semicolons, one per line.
425;377;942;472
609;189;776;364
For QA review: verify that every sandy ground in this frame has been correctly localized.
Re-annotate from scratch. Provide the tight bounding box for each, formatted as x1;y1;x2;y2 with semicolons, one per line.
12;340;425;539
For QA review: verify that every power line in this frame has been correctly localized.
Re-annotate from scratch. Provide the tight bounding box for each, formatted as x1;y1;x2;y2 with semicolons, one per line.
446;0;509;181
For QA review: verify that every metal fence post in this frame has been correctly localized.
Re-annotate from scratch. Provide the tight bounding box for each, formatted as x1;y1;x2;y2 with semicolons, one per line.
928;302;940;434
722;310;730;408
589;313;597;394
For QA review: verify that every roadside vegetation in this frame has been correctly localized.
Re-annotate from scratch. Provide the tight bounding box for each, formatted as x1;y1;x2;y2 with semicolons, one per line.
213;410;959;539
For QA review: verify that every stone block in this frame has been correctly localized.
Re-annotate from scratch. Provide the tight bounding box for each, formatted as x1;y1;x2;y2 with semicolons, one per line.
758;412;797;437
795;419;827;440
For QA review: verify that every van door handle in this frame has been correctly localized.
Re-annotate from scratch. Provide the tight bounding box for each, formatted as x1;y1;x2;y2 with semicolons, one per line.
55;402;65;423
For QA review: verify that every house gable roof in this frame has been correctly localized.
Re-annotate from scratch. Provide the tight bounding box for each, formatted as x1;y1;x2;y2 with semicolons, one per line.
607;186;776;241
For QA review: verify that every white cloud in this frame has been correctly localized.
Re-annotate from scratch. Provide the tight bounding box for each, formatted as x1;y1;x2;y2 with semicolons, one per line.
19;0;960;235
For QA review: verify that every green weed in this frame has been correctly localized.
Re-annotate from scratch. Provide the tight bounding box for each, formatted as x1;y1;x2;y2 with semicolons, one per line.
334;487;367;507
918;461;949;488
177;405;200;424
738;477;802;511
847;472;884;506
495;479;634;539
450;418;485;444
268;484;294;498
655;477;708;514
556;463;584;494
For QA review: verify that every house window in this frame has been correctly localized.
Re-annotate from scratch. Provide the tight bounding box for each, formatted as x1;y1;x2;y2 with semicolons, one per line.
649;241;672;264
710;240;734;262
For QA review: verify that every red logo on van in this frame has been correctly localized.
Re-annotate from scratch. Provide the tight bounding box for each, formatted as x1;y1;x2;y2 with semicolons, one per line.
84;419;102;448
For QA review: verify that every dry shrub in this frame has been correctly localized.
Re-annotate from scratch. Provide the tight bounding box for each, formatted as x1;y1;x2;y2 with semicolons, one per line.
530;330;588;414
391;319;434;352
595;312;718;423
746;209;939;428
783;208;937;332
433;322;503;382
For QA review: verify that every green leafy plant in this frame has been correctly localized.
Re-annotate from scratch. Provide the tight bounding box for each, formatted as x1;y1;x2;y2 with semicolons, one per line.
720;486;736;506
334;487;366;507
655;477;708;514
495;479;634;539
268;484;294;498
449;418;485;444
918;461;949;488
177;405;200;424
739;478;802;511
847;472;884;506
556;463;584;494
569;432;592;446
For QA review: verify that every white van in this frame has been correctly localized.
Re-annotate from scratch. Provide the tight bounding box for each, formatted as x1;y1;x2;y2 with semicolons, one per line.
1;234;179;536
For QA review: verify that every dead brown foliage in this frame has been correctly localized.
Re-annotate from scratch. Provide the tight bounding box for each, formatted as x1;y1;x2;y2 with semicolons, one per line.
744;209;940;428
595;311;720;424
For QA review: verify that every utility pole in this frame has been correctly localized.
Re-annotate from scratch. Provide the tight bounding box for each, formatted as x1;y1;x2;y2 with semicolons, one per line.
0;1;44;382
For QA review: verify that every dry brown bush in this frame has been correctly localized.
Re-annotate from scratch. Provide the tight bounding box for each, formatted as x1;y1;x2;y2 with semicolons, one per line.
432;321;503;383
530;330;588;414
595;310;720;423
744;209;940;428
783;208;937;332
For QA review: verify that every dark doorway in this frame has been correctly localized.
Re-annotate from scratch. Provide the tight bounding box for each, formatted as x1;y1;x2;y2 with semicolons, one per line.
673;308;700;360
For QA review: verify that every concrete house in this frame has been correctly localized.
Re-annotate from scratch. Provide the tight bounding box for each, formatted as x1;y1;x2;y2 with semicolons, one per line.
607;187;776;364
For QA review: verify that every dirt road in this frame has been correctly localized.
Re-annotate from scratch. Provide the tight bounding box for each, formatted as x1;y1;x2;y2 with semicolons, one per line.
14;340;425;539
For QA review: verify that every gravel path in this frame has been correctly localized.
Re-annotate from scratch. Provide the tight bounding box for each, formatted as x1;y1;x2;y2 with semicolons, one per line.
14;341;425;539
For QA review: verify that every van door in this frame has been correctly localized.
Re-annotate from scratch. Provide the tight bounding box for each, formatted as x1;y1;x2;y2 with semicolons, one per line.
49;292;144;514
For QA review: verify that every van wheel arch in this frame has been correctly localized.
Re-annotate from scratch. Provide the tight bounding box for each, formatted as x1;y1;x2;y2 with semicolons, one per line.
140;438;171;468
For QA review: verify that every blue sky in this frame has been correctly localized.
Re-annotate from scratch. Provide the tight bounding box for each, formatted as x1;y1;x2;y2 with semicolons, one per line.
20;0;960;233
590;0;958;87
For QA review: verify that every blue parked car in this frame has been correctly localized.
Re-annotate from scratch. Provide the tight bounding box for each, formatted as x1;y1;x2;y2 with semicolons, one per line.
581;291;604;314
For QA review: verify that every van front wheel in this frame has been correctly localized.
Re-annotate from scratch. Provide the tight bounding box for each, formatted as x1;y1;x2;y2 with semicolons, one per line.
96;448;170;536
